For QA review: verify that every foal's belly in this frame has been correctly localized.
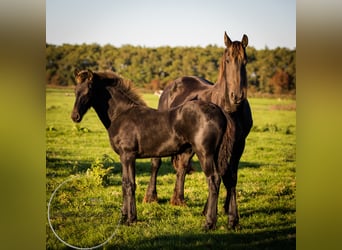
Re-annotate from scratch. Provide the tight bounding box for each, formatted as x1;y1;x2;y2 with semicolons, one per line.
136;134;186;158
109;118;187;159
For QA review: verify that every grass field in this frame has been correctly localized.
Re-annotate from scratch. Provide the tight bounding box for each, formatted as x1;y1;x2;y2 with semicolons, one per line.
46;88;296;249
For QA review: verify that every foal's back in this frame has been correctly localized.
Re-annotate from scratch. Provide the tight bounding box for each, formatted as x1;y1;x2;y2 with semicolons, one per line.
108;100;226;159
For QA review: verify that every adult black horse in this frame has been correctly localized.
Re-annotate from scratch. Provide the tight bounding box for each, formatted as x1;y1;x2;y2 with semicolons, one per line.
71;69;235;229
144;32;253;229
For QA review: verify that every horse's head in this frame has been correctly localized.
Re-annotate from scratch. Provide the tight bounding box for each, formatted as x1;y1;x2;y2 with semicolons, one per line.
220;32;248;108
71;69;95;123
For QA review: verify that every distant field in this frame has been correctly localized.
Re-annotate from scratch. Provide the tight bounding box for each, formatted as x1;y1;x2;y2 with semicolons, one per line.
46;88;296;249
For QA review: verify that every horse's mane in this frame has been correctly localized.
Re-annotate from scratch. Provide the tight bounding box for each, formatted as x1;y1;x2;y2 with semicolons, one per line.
217;42;247;84
217;54;226;84
94;71;147;106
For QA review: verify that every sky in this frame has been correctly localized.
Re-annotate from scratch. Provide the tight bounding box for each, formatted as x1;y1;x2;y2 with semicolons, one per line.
46;0;296;50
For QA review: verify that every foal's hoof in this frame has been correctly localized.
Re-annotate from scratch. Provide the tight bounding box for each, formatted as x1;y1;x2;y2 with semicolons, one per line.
124;218;137;226
228;222;241;231
186;165;195;174
170;197;186;206
120;214;137;226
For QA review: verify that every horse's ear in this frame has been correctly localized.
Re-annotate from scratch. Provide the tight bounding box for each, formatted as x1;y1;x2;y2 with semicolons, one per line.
74;68;80;77
224;31;232;48
242;34;248;48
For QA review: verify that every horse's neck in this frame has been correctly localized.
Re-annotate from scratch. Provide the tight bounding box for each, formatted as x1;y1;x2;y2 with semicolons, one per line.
213;76;231;112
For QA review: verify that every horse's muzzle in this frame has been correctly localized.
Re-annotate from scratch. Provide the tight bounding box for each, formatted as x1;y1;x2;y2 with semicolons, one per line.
230;91;244;105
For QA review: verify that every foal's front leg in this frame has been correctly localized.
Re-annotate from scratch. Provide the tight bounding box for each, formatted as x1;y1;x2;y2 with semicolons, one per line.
120;153;137;225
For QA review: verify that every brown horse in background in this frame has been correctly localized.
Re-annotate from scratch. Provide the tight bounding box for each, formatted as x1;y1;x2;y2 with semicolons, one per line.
144;32;253;229
71;69;235;229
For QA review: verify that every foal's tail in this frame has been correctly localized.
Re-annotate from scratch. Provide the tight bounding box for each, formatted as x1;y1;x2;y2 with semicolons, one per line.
218;114;235;176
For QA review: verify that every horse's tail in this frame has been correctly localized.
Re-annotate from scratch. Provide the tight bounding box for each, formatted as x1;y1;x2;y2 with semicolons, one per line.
218;113;235;176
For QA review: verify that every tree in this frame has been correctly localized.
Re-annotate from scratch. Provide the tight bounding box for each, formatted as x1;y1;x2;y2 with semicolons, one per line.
45;43;296;96
268;68;291;94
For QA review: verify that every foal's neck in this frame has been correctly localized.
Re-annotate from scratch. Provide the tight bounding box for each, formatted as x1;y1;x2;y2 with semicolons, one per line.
91;86;112;129
103;85;141;125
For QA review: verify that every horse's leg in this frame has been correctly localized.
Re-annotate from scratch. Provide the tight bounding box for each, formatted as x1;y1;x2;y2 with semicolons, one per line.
222;137;245;230
222;169;238;229
120;153;137;225
144;157;161;203
170;149;194;206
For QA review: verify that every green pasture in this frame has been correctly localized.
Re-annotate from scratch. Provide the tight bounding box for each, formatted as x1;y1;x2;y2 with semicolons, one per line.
46;88;296;249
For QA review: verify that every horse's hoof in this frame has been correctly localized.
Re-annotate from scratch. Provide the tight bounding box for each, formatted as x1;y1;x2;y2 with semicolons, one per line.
203;222;216;231
143;194;158;203
223;205;228;215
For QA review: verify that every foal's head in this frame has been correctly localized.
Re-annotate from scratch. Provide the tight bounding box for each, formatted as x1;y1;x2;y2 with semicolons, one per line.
219;32;248;107
71;69;95;123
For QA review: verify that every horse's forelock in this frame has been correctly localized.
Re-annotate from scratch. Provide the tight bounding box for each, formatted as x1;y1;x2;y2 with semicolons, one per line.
230;42;246;60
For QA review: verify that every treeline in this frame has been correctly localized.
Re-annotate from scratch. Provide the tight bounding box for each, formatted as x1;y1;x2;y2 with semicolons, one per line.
46;43;295;95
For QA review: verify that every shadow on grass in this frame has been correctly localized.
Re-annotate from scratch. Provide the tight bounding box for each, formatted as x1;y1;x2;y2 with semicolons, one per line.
46;156;92;178
107;226;295;250
239;161;263;169
46;155;176;176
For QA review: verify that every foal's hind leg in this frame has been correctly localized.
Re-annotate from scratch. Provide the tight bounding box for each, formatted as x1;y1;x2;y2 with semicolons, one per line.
198;154;221;230
144;157;161;203
170;149;194;206
204;173;221;230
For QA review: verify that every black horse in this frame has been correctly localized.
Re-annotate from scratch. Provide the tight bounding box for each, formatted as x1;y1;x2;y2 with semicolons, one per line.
144;32;253;229
71;69;235;229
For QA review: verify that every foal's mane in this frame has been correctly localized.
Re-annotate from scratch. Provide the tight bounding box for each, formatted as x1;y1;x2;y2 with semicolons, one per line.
94;71;147;106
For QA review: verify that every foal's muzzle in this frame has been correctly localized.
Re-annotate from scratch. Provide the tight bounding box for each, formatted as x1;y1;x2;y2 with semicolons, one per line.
71;111;82;123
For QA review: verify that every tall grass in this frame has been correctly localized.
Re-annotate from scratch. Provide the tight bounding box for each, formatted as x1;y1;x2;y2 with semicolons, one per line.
46;88;296;249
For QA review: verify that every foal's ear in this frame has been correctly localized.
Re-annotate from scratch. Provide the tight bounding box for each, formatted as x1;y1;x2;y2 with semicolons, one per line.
224;31;232;48
74;68;80;77
87;69;94;81
241;34;248;48
86;69;94;89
